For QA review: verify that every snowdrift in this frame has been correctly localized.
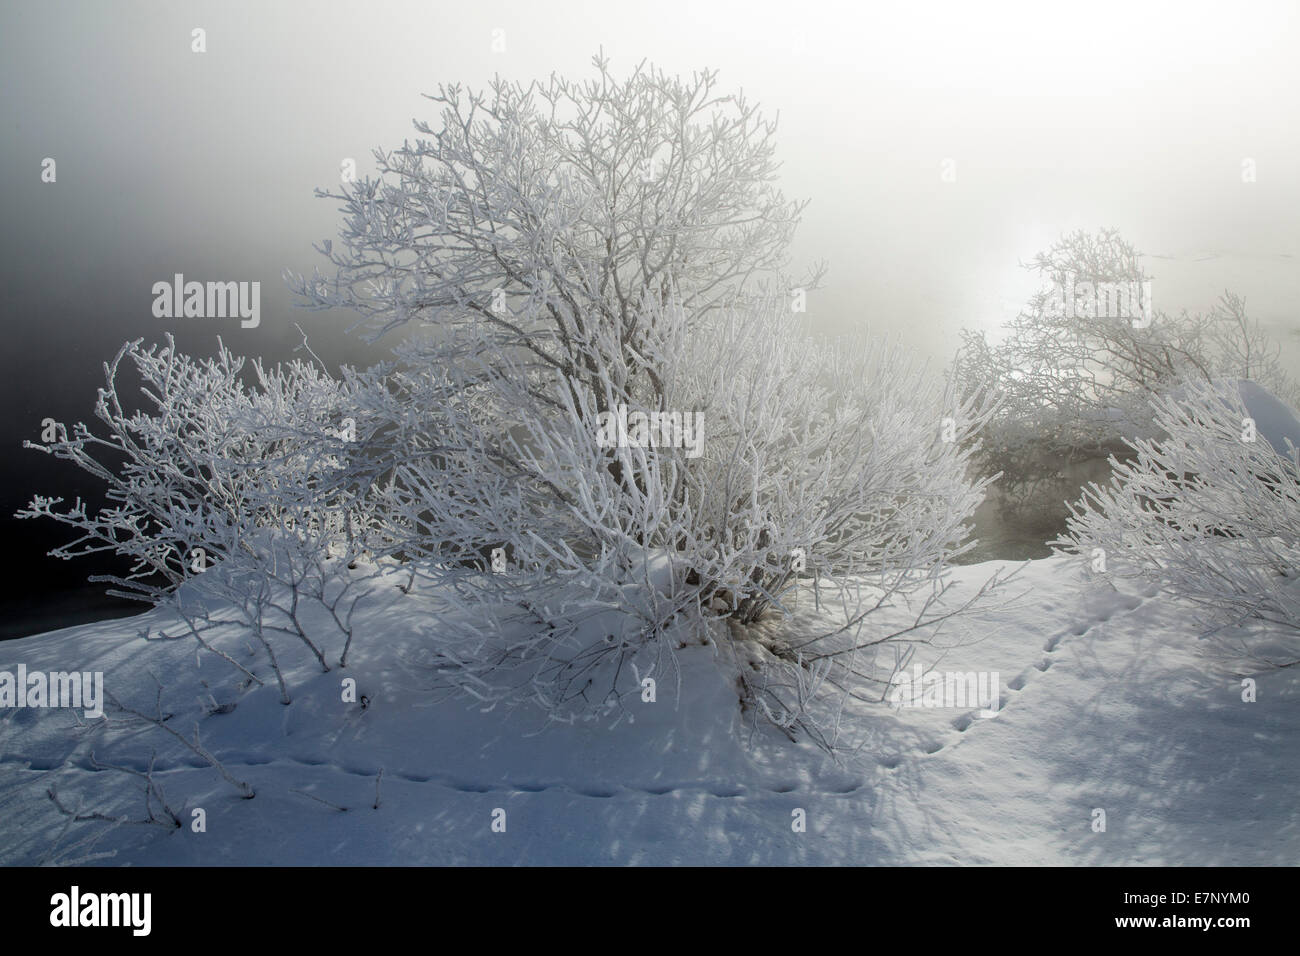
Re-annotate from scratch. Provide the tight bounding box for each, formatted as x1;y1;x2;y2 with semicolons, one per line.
2;556;1297;866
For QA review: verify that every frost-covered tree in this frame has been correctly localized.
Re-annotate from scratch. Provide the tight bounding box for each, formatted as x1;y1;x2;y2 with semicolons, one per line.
288;52;819;410
1054;379;1300;666
955;228;1297;512
355;289;1000;725
286;55;1001;727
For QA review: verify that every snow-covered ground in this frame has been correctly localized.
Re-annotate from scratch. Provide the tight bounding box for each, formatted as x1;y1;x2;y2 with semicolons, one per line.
2;556;1296;866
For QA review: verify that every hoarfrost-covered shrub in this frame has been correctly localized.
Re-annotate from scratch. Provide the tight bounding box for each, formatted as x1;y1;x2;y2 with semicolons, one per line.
1055;379;1300;666
18;336;379;697
365;292;1003;726
282;53;1007;729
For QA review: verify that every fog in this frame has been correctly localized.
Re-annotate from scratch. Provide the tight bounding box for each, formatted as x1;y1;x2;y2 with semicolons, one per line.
2;0;1297;634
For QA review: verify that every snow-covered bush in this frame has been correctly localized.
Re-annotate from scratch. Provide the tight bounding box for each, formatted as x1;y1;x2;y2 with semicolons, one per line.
357;290;1000;725
278;53;1003;729
1054;379;1300;665
18;336;380;696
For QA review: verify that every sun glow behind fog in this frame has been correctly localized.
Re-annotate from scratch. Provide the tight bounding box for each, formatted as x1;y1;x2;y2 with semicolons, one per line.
684;0;1300;351
821;0;1251;96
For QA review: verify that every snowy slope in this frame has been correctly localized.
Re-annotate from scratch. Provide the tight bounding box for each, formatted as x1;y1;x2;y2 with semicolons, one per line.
1;557;1297;866
1237;379;1300;456
1162;378;1300;457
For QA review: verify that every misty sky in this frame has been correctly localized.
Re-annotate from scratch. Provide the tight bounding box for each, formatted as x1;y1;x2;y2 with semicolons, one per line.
2;0;1298;618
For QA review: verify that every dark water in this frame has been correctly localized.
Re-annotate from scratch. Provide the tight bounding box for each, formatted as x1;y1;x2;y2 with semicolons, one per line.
0;585;146;642
954;453;1120;565
956;500;1059;565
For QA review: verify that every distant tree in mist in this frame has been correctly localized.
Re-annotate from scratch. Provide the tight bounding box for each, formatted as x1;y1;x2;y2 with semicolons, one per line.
955;227;1297;514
